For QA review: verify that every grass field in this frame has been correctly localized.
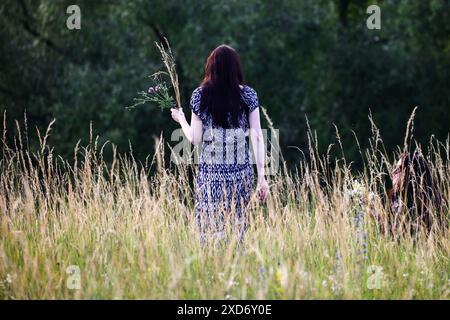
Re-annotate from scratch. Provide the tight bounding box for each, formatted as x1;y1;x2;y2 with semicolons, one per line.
0;114;448;299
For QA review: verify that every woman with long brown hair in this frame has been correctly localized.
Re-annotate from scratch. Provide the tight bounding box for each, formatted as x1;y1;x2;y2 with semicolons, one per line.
388;150;443;235
170;45;269;241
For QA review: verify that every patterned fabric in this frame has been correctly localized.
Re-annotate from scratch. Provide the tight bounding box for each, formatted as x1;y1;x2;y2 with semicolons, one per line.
190;85;259;241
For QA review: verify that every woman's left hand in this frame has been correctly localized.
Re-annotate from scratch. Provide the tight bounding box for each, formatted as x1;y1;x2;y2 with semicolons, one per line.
170;107;185;124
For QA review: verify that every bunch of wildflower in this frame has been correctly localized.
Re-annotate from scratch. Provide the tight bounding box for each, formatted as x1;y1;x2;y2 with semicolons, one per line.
346;180;371;263
128;72;176;111
128;39;181;111
346;179;376;208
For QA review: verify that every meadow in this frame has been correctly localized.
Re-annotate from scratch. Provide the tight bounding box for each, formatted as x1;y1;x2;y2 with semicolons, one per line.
0;113;448;299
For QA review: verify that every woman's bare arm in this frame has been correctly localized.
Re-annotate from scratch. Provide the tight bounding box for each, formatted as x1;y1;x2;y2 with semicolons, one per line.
249;108;269;201
171;108;202;145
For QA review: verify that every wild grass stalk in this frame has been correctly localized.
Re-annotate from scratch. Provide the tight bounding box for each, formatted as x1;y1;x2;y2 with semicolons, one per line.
0;111;448;299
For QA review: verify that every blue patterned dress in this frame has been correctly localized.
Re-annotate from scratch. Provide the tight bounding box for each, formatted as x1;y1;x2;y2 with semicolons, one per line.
190;85;260;240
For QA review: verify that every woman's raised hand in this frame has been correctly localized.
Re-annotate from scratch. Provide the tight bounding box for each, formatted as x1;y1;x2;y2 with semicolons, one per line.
170;107;185;124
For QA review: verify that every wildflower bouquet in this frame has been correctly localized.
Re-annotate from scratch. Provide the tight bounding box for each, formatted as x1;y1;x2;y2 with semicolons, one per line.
128;40;181;111
128;72;175;111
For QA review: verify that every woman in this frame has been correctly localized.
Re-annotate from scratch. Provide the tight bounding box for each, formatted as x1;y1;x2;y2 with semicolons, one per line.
388;150;443;235
170;44;269;241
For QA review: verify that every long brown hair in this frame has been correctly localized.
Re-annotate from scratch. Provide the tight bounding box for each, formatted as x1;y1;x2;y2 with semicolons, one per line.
200;45;247;128
389;150;443;230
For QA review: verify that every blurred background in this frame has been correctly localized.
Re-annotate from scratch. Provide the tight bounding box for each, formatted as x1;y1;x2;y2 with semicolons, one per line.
1;0;449;167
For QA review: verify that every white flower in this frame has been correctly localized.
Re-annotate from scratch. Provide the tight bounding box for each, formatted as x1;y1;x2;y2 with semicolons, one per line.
228;280;239;287
346;180;366;202
351;180;365;197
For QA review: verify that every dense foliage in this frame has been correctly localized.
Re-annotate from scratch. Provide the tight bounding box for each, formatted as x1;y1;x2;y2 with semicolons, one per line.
1;0;449;164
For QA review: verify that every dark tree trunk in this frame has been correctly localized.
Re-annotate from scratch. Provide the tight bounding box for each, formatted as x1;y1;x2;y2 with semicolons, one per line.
338;0;349;27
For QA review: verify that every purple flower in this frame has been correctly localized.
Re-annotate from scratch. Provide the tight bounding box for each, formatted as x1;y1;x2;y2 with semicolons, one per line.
258;266;266;277
355;209;368;261
148;87;155;94
155;85;161;92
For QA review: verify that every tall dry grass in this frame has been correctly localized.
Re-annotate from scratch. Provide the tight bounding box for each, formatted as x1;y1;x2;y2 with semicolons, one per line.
0;111;448;299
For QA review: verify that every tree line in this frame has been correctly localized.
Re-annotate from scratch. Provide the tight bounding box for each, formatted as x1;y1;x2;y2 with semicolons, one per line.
1;0;449;167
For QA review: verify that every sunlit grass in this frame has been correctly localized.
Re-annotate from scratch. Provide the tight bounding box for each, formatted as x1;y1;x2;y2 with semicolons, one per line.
0;112;448;299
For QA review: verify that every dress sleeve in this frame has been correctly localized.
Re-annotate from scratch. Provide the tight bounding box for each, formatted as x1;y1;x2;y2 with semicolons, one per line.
243;86;259;112
189;87;202;118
